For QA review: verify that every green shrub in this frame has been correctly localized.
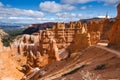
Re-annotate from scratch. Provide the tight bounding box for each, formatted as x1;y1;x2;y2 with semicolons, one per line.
1;35;11;47
1;28;24;47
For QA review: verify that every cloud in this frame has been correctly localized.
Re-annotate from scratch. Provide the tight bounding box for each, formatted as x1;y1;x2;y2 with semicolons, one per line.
97;15;110;18
56;12;84;18
56;12;76;22
0;6;45;23
56;12;77;18
80;6;87;10
0;17;56;23
39;1;75;13
56;12;94;22
0;7;44;18
78;14;83;17
0;2;4;7
56;12;86;22
0;2;44;18
62;0;95;4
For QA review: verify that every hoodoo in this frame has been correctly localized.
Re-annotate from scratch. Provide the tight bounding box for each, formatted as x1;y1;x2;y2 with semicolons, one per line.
117;3;120;19
109;3;120;46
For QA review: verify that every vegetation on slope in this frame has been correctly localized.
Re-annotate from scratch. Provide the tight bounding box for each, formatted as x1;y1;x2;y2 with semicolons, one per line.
1;28;24;47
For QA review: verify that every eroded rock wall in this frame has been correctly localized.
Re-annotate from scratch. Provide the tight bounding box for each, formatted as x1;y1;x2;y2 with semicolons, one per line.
11;21;102;74
109;21;120;45
117;3;120;19
109;3;120;46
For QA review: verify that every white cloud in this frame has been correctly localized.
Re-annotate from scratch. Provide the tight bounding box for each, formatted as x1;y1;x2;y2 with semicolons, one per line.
0;6;45;23
56;12;77;18
56;12;84;18
0;7;44;18
39;1;75;13
56;12;86;22
97;15;110;18
0;2;4;7
80;6;87;10
8;17;34;20
62;0;95;4
0;17;57;23
78;14;83;17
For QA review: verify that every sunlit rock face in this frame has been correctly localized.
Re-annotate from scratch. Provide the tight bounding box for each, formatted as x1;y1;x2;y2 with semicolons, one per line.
12;21;102;72
0;38;3;47
87;20;103;45
89;31;101;45
109;21;120;45
67;23;91;53
109;3;120;46
87;13;112;41
0;38;3;51
88;21;103;33
0;30;23;79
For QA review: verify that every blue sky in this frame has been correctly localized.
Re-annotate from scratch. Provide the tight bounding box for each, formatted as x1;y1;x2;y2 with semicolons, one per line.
0;0;119;23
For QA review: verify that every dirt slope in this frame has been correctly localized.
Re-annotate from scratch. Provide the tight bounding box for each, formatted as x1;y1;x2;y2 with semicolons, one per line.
0;48;23;80
38;46;120;80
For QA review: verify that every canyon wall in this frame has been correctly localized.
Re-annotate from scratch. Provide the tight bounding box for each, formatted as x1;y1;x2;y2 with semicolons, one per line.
117;3;120;19
109;3;120;46
11;21;103;73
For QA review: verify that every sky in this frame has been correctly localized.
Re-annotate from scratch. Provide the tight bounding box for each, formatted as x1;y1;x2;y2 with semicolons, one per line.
0;0;119;23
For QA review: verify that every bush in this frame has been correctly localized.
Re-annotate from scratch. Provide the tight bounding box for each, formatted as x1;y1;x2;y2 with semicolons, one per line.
1;35;11;47
94;64;106;70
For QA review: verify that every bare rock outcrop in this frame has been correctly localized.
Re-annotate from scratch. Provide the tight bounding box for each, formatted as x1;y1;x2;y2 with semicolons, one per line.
109;21;120;45
89;31;101;45
11;21;102;74
117;3;120;19
88;20;103;33
109;3;120;46
67;25;91;53
0;38;3;47
0;36;4;51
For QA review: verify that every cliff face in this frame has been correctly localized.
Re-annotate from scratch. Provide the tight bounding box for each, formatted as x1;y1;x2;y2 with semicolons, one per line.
109;21;120;45
0;36;23;80
117;4;120;19
109;3;120;46
12;21;102;75
0;38;3;51
0;47;23;80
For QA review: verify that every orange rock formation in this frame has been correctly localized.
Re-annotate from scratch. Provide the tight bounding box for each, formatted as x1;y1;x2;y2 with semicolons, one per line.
109;3;120;46
0;38;3;47
0;36;23;80
117;3;120;19
109;21;120;45
11;21;102;73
